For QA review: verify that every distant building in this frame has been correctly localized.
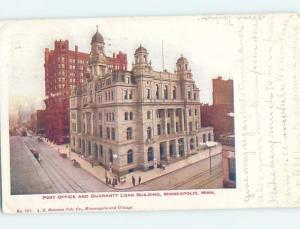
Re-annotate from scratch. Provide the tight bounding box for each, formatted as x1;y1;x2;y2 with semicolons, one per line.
28;113;37;133
44;39;128;144
212;76;233;105
69;28;218;176
36;110;46;135
201;76;235;188
201;77;234;141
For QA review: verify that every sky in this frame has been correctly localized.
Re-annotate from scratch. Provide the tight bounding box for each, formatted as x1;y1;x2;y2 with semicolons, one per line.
5;16;238;115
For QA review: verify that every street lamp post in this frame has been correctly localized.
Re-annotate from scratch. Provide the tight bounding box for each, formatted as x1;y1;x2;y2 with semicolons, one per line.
104;150;107;178
209;148;212;175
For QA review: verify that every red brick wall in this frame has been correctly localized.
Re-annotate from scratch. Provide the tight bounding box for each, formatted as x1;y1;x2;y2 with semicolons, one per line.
201;104;234;140
44;40;89;144
212;77;233;105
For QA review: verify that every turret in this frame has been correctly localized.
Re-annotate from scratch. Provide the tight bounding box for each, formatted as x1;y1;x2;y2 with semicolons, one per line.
88;26;107;79
176;55;192;80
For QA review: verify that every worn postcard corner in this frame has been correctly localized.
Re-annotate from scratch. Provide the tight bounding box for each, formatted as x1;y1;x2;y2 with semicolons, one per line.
0;13;300;214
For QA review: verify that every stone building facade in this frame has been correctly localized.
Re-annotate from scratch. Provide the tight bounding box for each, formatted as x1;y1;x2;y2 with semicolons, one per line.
70;29;214;175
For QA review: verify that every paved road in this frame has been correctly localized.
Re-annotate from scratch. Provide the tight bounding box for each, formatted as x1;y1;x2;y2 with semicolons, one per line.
11;136;113;194
10;136;224;194
10;136;56;195
131;153;223;191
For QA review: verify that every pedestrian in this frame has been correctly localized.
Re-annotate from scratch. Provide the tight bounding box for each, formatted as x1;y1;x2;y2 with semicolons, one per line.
138;176;141;185
106;176;108;184
132;176;135;186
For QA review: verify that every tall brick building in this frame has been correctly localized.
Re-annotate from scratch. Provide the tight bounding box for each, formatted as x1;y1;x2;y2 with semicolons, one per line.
44;38;128;144
212;76;233;105
201;76;234;141
201;77;235;187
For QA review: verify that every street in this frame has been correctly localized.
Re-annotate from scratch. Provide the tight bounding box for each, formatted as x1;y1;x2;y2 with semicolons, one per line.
10;136;113;194
10;136;224;194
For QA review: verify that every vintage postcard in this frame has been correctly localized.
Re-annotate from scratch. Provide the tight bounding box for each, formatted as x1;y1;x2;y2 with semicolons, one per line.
0;13;300;214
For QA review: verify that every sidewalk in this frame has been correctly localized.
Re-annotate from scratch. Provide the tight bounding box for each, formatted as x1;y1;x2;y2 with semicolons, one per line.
42;137;222;190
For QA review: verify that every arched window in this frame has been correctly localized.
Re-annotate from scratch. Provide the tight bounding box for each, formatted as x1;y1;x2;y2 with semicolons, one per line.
147;88;151;99
107;127;110;139
130;112;133;120
157;124;161;135
78;138;81;148
127;127;132;140
164;85;168;99
124;112;128;120
147;127;152;139
129;90;133;99
147;111;151;119
127;150;133;164
88;141;91;155
99;125;103;138
173;86;176;99
109;149;113;163
82;139;85;153
203;134;206;143
111;128;115;140
167;123;170;134
155;84;159;99
190;138;195;150
124;90;128;99
98;144;103;158
94;144;98;158
147;147;154;161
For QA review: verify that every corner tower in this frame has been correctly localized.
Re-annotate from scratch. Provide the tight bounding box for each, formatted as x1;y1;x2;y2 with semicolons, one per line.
88;26;107;80
132;45;152;75
176;54;192;80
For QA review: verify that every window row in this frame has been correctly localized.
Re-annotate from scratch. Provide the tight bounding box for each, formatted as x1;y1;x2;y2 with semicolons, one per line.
124;112;134;121
105;112;115;122
98;126;116;140
146;85;178;100
124;89;133;100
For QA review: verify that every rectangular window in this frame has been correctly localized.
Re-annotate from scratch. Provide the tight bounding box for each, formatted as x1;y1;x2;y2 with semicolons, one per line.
107;127;110;139
112;128;115;140
99;125;103;138
147;111;151;119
